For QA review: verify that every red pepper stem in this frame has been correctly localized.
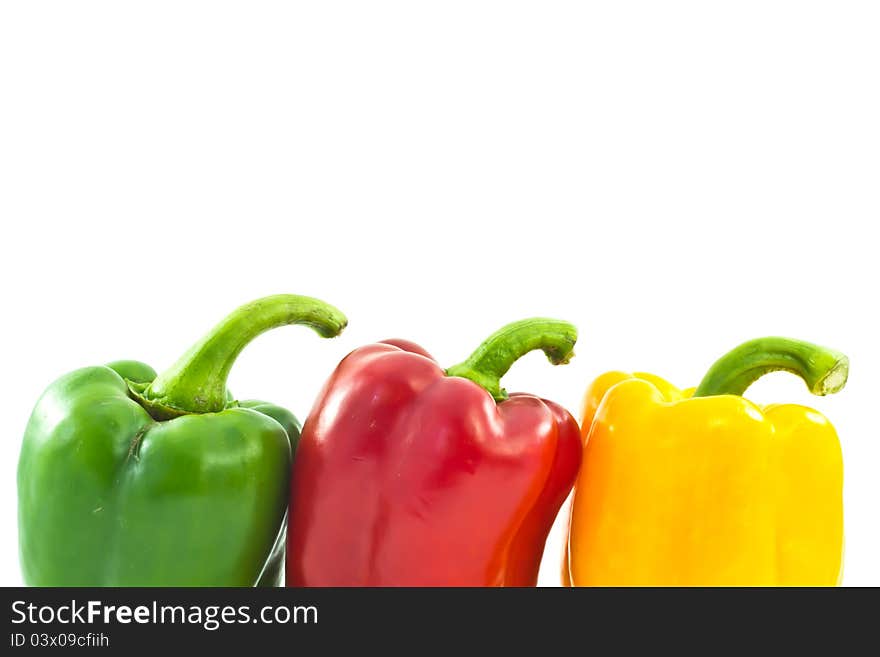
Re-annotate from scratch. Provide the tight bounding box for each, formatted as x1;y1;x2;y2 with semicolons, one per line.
133;294;347;419
446;318;577;402
692;337;849;398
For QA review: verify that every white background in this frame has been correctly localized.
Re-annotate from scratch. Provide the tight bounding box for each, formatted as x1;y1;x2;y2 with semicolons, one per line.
1;2;877;586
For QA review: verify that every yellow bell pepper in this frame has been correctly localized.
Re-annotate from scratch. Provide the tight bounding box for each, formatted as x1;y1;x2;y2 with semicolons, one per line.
564;337;848;586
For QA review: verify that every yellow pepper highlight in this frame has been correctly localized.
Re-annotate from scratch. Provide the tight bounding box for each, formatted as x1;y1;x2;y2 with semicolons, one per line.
564;337;847;586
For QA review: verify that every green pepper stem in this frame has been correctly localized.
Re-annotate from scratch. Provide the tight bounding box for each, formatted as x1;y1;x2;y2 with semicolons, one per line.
692;337;848;398
136;294;347;418
445;318;577;402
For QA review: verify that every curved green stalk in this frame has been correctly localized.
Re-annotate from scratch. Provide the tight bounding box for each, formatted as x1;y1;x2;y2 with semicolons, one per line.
693;337;848;398
133;294;347;419
446;318;577;402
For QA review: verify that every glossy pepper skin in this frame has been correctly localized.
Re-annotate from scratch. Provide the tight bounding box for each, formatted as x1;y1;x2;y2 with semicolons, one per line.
564;337;848;587
18;294;346;586
287;319;583;586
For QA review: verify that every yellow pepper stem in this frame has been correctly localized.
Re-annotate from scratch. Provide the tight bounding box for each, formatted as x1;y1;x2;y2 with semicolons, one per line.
693;337;849;398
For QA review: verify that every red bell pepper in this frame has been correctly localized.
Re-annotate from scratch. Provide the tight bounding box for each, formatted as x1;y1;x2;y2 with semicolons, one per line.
287;319;583;586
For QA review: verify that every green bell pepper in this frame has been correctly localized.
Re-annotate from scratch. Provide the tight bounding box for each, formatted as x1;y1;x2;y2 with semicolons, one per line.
17;294;347;586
